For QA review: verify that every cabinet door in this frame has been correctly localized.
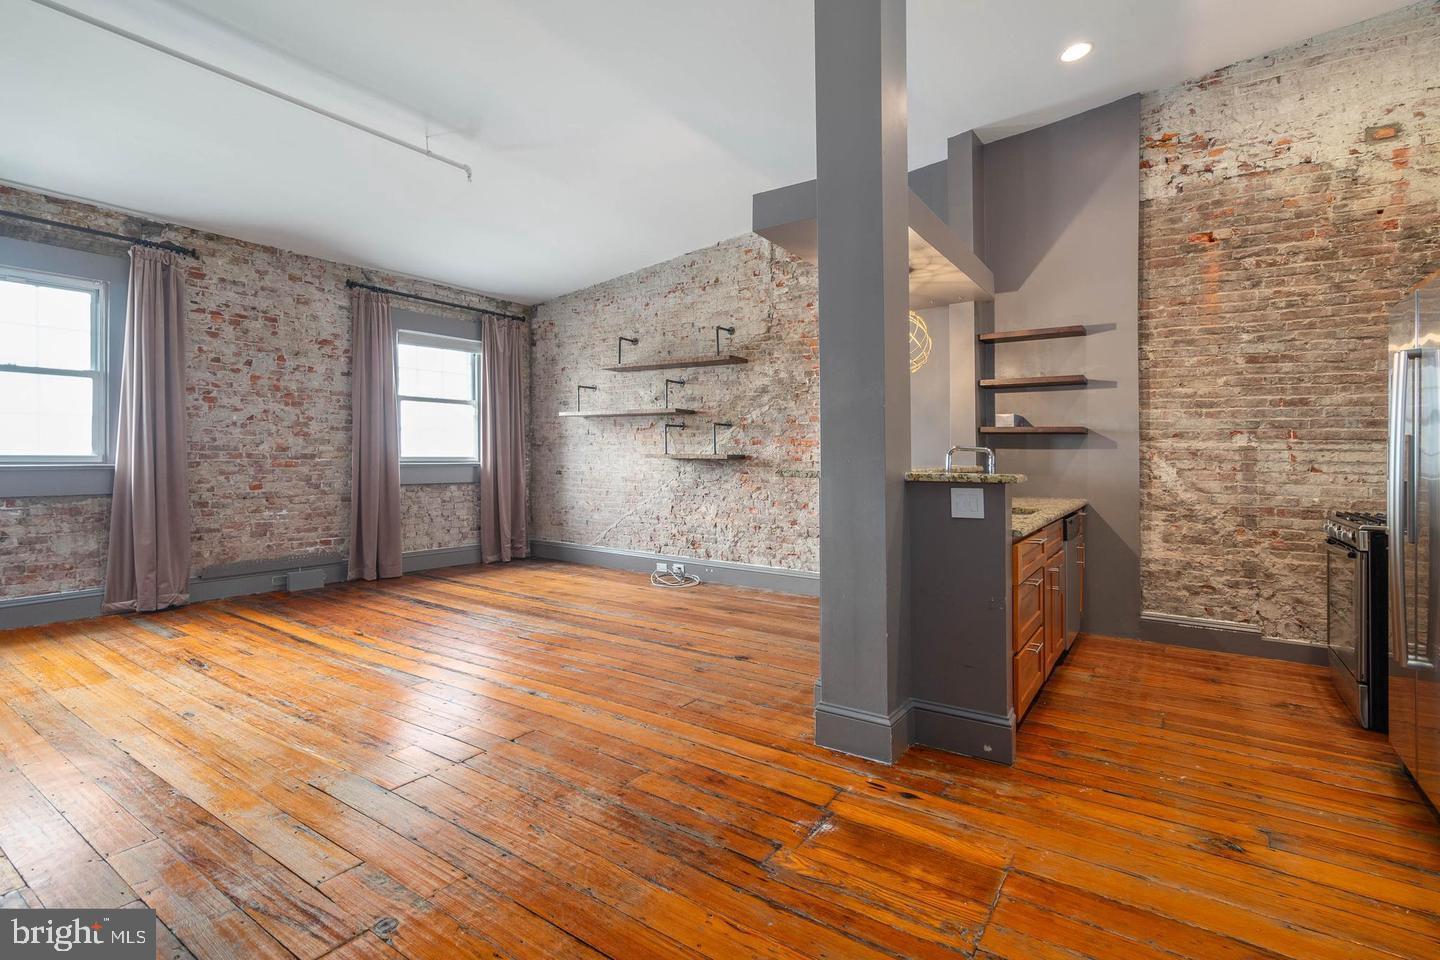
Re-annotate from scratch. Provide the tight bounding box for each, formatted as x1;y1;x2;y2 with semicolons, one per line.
1045;560;1065;673
1014;564;1045;651
1014;633;1045;719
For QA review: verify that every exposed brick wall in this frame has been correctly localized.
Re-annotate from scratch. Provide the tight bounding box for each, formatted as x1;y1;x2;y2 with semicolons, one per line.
529;236;820;570
401;483;482;554
0;496;110;599
1139;1;1440;642
0;187;522;600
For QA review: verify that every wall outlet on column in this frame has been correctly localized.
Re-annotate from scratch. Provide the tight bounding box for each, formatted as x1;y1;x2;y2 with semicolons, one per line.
671;564;685;577
655;562;669;574
951;487;984;519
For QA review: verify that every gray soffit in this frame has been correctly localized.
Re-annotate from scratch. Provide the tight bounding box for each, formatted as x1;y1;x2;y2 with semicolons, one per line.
752;180;995;306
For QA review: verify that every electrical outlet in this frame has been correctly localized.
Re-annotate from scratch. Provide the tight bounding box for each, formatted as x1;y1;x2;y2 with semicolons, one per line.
672;564;685;577
655;562;669;574
950;487;984;519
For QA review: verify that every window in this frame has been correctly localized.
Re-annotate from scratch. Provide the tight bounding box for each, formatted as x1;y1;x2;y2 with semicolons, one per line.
0;266;107;462
397;331;480;462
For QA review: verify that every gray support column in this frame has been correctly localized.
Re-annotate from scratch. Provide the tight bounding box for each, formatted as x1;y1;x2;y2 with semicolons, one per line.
812;0;913;762
946;131;985;255
947;130;993;436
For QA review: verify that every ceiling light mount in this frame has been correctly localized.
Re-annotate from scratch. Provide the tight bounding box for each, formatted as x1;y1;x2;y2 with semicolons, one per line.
1060;41;1093;63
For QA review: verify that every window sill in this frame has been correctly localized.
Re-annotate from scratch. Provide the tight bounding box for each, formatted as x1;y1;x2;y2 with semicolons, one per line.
0;463;115;498
401;462;481;485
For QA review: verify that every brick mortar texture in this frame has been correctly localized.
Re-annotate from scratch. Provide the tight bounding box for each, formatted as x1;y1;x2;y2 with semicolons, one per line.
528;236;819;570
0;187;524;600
1138;1;1440;643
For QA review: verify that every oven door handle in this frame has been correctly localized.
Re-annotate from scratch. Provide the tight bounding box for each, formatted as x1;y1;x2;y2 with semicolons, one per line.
1325;540;1357;560
1326;540;1369;679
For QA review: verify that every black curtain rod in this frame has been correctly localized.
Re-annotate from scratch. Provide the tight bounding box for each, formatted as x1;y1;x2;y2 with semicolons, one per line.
345;279;527;323
0;209;199;259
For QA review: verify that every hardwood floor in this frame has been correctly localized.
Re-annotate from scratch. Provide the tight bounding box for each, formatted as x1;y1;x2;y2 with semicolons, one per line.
0;560;1436;959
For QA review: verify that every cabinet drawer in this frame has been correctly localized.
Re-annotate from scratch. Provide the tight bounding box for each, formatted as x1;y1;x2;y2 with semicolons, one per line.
1045;525;1065;560
1013;567;1044;651
1014;520;1063;580
1014;633;1045;719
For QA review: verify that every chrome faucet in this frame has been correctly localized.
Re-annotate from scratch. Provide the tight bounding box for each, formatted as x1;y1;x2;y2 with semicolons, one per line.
945;445;995;474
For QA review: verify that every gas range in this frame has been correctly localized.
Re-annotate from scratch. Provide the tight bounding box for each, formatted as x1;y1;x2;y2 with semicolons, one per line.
1323;508;1388;731
1325;510;1388;552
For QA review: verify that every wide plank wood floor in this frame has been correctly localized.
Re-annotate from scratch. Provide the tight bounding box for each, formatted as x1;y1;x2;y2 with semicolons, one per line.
0;559;1437;959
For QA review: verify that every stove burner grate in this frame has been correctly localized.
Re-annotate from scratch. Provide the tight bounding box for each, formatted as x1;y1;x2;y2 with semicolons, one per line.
1333;511;1387;526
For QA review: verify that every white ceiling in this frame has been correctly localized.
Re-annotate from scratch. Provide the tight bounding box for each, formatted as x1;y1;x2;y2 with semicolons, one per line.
0;0;1416;303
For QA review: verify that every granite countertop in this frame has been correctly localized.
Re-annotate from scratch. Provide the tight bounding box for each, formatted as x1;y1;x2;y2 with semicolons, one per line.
906;468;1028;484
1011;497;1087;540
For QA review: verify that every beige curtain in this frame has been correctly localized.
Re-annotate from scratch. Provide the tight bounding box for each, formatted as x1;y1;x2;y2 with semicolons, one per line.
480;314;528;562
103;247;191;613
348;288;403;580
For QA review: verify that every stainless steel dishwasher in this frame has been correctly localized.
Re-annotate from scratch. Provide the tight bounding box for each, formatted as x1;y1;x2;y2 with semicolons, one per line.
1064;510;1086;647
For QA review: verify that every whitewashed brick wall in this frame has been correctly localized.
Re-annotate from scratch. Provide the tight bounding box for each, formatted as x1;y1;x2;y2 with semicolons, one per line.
528;236;820;571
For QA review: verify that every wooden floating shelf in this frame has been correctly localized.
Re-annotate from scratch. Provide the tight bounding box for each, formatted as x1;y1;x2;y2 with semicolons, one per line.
666;453;750;461
559;408;699;418
603;355;749;373
978;325;1086;344
979;375;1088;390
980;426;1089;435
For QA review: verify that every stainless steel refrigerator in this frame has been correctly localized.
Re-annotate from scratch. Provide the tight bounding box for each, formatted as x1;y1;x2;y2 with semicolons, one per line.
1387;273;1440;807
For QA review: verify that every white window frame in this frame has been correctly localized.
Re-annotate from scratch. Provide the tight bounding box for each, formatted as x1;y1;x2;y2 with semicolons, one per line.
0;264;109;465
395;328;482;466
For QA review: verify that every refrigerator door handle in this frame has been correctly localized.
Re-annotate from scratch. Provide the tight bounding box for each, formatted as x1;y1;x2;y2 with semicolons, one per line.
1410;351;1422;546
1389;349;1412;662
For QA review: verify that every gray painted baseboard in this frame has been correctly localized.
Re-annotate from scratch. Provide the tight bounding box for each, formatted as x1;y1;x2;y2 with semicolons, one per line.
0;588;105;629
528;539;820;596
812;679;1015;765
1139;611;1329;665
910;699;1016;765
0;544;488;630
811;697;1016;765
814;699;914;764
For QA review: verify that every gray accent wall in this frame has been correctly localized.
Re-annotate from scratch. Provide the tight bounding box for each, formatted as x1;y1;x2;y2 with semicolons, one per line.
979;96;1143;638
948;304;977;450
909;305;951;467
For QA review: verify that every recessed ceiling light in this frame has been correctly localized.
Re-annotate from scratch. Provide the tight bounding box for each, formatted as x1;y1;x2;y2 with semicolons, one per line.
1060;41;1093;63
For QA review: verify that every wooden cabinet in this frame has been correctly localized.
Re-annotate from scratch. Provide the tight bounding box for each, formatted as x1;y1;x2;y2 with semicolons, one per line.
1011;510;1084;721
1013;630;1045;718
1013;520;1061;579
1013;567;1044;651
1044;557;1064;672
